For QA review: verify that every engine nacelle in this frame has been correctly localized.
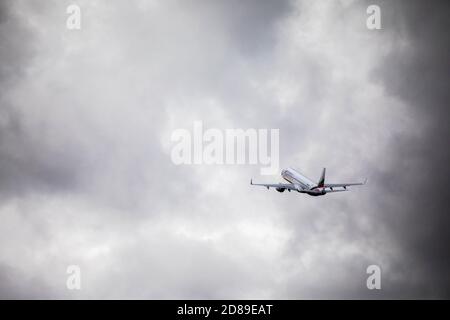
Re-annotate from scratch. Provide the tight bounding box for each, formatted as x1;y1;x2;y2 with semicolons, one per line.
276;187;286;193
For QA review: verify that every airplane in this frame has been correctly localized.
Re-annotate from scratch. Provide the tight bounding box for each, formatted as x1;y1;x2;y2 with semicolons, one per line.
250;167;366;196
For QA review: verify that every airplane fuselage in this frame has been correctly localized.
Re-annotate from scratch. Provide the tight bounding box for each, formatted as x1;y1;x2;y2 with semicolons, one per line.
281;167;326;196
250;166;365;196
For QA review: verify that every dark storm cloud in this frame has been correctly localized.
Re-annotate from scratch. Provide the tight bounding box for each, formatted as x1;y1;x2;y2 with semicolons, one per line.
268;0;450;299
0;1;82;199
0;264;58;299
278;0;450;299
0;0;294;299
369;0;450;298
210;0;292;55
0;0;449;300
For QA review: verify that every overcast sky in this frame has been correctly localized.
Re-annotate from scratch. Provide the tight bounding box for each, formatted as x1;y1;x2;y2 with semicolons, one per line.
0;0;449;299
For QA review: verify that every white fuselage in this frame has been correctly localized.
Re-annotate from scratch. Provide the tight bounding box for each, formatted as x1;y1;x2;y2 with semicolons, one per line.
281;167;314;188
251;166;364;196
281;167;325;195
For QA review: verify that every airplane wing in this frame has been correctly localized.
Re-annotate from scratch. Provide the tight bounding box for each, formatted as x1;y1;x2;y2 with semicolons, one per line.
324;178;367;188
250;179;300;191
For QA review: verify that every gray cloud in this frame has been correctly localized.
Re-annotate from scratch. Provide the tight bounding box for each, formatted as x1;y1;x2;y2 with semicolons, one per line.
369;0;450;298
0;0;84;200
0;0;448;299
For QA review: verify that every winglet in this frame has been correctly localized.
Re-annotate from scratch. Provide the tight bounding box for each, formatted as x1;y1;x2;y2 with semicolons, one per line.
250;179;253;185
363;178;368;185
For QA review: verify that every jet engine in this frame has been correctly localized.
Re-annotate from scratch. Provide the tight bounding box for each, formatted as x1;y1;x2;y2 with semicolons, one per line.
276;187;286;193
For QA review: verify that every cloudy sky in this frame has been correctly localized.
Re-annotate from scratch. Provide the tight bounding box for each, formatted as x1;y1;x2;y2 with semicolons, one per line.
0;0;449;299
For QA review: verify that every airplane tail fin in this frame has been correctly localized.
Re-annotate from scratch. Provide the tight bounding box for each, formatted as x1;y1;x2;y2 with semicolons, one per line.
318;168;326;187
